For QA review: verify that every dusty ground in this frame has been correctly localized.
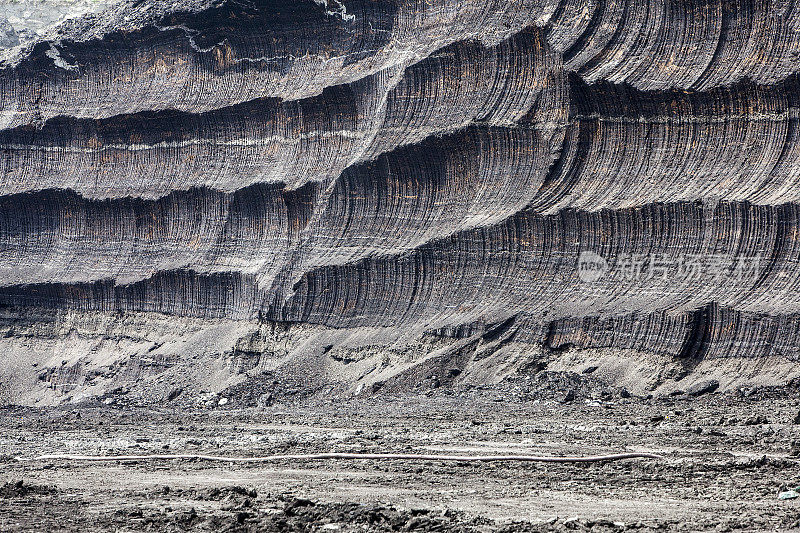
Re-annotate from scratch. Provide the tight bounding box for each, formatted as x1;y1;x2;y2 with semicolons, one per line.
2;387;800;532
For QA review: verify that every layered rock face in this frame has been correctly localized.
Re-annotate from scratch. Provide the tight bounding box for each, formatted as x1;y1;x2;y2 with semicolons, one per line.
2;0;800;404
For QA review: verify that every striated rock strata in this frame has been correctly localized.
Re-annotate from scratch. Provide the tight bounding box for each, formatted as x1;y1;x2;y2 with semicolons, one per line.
2;0;800;405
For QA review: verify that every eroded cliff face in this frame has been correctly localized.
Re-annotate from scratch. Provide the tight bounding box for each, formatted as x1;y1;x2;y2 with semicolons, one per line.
2;0;800;405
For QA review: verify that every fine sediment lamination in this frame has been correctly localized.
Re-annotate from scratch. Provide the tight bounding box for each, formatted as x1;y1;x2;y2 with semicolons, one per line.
3;0;800;404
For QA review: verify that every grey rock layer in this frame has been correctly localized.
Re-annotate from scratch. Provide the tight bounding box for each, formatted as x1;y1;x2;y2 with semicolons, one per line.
2;0;800;404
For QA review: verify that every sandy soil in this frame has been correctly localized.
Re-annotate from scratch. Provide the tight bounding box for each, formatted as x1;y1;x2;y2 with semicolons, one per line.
2;389;800;531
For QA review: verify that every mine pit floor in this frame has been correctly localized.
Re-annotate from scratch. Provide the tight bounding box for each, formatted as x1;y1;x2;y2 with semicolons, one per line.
1;391;799;531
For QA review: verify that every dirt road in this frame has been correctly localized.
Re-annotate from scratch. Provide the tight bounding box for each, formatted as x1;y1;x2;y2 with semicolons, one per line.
2;390;800;531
